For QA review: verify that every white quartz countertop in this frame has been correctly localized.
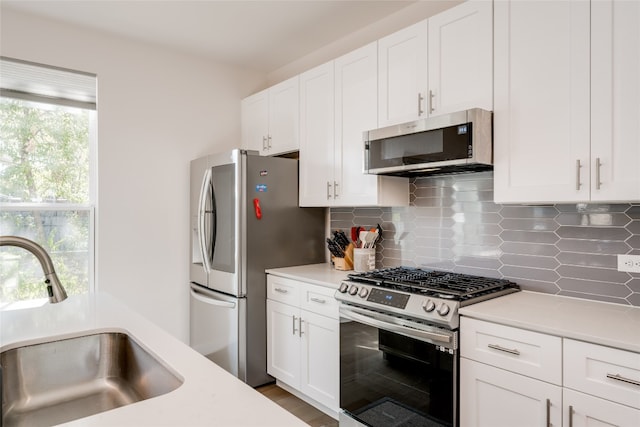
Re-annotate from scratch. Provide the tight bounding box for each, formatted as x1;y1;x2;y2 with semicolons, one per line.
0;292;308;427
266;263;350;288
459;291;640;353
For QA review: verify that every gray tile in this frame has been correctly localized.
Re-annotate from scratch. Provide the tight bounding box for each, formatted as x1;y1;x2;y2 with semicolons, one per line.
413;217;456;228
627;279;640;293
412;186;455;198
450;176;494;192
499;218;558;232
556;226;630;241
413;227;455;239
627;206;640;219
555;265;631;284
331;220;356;230
555;252;618;269
330;211;355;221
626;293;640;306
414;258;456;270
451;201;502;213
503;278;561;294
453;234;502;247
452;223;502;237
627;235;640;250
454;256;502;270
414;247;455;259
499;265;560;282
452;190;494;203
501;254;559;269
555;239;630;255
500;230;559;244
452;265;502;279
412;197;454;208
414;237;456;249
556;278;632;298
556;203;630;213
330;207;354;213
558;290;631;305
451;212;502;224
452;245;502;258
500;242;560;257
499;206;558;219
556;212;630;227
353;207;384;217
414;207;455;218
627;221;640;235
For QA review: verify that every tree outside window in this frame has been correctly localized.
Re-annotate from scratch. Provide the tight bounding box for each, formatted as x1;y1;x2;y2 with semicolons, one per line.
1;93;95;308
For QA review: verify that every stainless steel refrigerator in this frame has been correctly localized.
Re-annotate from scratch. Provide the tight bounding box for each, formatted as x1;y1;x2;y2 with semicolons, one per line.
189;149;325;387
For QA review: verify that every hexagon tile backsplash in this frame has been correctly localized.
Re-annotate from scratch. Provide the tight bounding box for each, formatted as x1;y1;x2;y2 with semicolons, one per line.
330;171;640;306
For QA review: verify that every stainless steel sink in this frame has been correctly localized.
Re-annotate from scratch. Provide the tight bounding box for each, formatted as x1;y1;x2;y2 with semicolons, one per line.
1;332;183;426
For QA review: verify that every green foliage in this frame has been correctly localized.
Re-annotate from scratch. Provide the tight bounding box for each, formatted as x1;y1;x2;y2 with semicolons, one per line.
0;98;92;305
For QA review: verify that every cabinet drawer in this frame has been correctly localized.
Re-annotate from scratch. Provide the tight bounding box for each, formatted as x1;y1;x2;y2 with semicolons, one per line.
267;275;300;305
564;339;640;410
460;317;562;385
300;283;339;319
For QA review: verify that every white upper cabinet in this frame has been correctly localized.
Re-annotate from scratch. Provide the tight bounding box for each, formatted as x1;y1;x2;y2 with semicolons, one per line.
299;44;408;207
378;0;493;127
428;0;493;115
494;0;640;203
241;76;299;156
378;20;428;126
590;0;640;201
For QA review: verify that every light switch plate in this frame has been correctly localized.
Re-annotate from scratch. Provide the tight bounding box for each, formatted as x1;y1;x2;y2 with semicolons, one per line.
617;254;640;273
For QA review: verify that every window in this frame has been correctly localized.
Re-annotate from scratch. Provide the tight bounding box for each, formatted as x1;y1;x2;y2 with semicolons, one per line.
0;57;96;309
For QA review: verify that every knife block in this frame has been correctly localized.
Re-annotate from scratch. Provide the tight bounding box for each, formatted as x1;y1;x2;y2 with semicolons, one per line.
332;243;354;271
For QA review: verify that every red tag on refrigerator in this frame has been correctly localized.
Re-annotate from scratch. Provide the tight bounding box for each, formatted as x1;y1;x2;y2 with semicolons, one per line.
253;198;262;220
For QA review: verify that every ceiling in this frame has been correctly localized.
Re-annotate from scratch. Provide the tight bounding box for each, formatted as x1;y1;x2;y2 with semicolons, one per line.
1;0;435;73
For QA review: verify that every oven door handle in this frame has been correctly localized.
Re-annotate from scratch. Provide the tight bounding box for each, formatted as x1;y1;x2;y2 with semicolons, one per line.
340;305;453;345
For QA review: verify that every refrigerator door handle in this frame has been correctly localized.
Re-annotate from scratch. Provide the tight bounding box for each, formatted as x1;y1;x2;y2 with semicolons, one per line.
190;288;236;309
198;168;214;274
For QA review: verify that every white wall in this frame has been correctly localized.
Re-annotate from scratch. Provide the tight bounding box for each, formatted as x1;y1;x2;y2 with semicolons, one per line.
0;8;265;342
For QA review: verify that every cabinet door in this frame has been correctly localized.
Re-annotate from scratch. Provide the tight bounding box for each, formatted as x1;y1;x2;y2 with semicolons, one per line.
299;310;339;412
334;42;380;206
378;20;428;127
299;61;335;206
241;89;269;154
591;0;640;201
493;0;591;203
428;0;493;116
564;388;640;427
460;358;562;427
268;76;299;156
266;300;300;388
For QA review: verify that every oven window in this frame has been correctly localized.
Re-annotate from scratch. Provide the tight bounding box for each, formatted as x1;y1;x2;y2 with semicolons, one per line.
340;319;455;427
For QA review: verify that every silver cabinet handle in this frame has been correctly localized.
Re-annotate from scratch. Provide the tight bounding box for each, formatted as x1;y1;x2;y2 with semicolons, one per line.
262;136;268;151
267;135;272;149
292;315;298;335
606;373;640;387
568;405;574;427
310;297;326;304
334;181;339;199
326;181;332;200
274;287;288;294
488;343;521;356
299;318;304;337
417;93;424;116
595;157;602;190
546;399;551;427
575;159;582;190
428;90;435;114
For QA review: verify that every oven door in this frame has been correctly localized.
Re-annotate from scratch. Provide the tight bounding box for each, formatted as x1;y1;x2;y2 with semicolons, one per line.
339;305;458;427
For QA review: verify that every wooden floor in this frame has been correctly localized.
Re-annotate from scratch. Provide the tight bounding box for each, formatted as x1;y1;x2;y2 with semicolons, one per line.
256;383;339;427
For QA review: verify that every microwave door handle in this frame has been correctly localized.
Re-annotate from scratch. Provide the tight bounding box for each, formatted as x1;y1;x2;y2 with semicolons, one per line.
198;168;213;274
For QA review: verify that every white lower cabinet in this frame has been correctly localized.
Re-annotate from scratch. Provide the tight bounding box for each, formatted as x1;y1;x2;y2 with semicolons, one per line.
460;358;562;427
460;317;640;427
266;275;339;415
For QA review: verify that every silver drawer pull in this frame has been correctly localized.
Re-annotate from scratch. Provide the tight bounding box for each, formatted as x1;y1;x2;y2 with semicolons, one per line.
488;343;521;356
274;287;288;294
310;297;326;304
606;373;640;387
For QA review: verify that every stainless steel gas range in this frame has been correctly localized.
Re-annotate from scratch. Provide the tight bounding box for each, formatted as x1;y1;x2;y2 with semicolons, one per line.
335;267;519;427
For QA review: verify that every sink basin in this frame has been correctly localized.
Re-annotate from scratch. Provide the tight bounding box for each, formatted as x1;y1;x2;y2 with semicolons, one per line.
1;332;183;426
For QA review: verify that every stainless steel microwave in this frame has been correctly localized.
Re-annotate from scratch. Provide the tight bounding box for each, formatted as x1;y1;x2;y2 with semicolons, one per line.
364;108;493;176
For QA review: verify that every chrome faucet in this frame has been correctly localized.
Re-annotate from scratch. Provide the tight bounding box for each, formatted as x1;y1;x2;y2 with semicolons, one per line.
0;235;68;303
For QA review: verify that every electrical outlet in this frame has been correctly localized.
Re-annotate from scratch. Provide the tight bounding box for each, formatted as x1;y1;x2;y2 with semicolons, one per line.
617;254;640;273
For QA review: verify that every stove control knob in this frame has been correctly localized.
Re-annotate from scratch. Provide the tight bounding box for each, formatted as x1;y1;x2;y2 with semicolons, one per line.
438;303;450;316
338;283;349;293
423;300;436;312
348;285;359;296
358;287;369;298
